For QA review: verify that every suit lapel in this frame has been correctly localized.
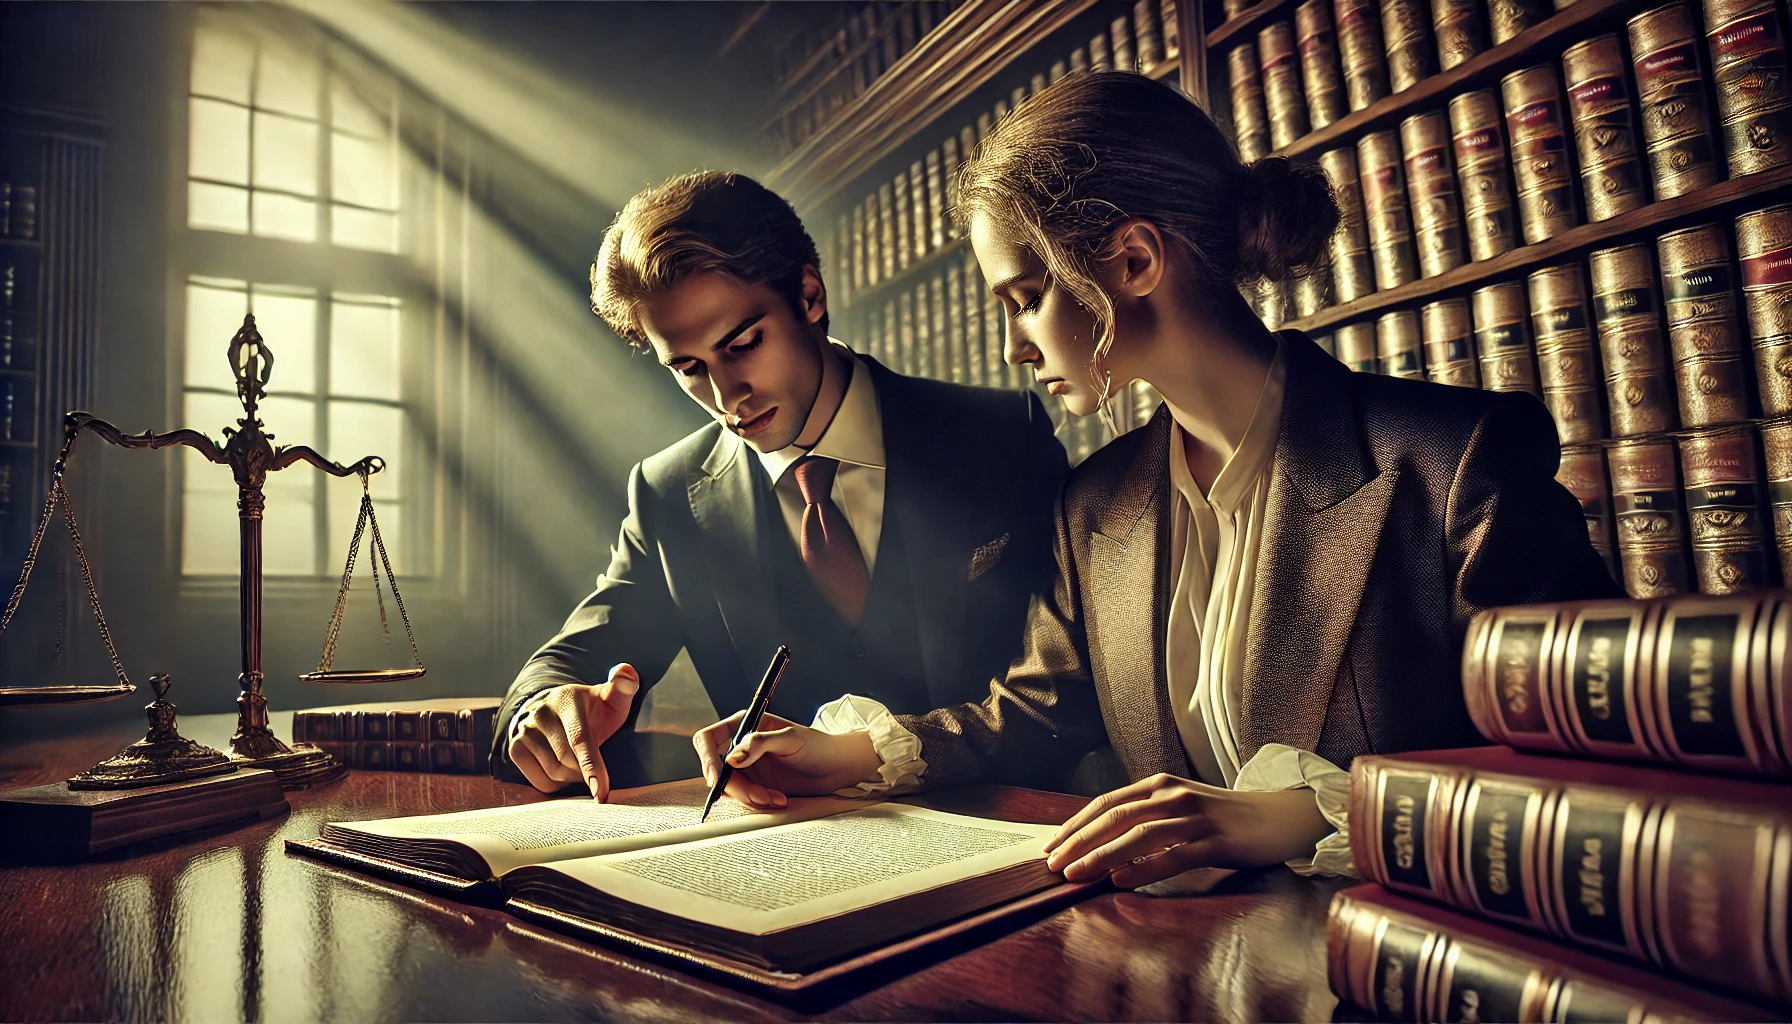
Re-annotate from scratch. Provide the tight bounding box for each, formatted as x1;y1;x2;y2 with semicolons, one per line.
1240;334;1398;761
1088;409;1192;780
688;430;779;695
868;360;973;707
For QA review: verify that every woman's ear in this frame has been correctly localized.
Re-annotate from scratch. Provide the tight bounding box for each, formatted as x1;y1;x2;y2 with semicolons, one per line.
1111;219;1166;300
801;263;828;326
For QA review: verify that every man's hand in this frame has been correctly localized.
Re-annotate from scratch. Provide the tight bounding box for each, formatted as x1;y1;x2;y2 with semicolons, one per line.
508;664;640;799
1042;773;1333;889
691;711;883;809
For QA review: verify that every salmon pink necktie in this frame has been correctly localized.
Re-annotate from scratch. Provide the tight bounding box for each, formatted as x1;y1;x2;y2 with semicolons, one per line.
792;456;870;626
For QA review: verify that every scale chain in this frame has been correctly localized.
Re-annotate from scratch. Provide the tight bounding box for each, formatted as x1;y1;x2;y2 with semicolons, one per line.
364;491;422;668
0;479;131;689
315;482;421;673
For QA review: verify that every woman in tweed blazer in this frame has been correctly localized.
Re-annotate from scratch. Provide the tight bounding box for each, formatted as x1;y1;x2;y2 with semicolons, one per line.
694;73;1621;887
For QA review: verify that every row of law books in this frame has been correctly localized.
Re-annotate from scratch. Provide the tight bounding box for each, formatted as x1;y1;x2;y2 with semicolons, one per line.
292;697;500;775
1328;589;1792;1020
766;1;967;161
818;0;1182;314
1230;0;1792;317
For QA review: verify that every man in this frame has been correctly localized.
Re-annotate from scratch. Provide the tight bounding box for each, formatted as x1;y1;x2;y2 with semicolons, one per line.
493;170;1069;797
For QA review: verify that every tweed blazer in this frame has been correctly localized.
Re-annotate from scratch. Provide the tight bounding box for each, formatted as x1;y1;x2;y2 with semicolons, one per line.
899;330;1624;789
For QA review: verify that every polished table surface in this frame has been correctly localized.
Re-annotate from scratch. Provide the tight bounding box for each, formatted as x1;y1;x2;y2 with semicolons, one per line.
0;714;1346;1022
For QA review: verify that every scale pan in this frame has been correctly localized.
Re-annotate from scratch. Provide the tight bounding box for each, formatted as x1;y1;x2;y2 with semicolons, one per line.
0;683;137;707
298;667;427;684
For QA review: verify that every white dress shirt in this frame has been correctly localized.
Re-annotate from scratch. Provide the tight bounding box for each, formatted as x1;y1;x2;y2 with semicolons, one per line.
819;332;1355;878
755;343;886;573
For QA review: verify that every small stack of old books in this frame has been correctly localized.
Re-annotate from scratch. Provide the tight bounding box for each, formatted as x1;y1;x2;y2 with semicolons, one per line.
1328;589;1792;1021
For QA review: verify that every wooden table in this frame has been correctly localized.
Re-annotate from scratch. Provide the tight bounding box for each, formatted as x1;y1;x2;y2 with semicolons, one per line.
0;714;1347;1022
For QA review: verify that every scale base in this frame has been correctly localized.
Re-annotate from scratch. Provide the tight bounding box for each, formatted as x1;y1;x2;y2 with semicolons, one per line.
234;744;345;790
0;768;289;860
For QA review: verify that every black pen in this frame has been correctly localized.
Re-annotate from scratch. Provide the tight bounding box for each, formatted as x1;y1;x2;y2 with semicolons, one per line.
700;645;791;823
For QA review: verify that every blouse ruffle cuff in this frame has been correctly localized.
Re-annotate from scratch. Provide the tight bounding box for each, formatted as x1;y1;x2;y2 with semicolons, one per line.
810;694;927;797
1232;741;1358;879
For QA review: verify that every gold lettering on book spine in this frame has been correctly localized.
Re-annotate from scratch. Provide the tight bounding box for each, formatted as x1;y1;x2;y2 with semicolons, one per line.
1486;809;1512;895
1393;793;1417;869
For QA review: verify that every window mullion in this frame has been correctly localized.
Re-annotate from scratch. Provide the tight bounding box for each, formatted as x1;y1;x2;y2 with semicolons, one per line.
315;293;332;578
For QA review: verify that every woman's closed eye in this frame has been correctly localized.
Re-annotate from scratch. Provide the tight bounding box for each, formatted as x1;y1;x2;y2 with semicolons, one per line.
1009;292;1043;321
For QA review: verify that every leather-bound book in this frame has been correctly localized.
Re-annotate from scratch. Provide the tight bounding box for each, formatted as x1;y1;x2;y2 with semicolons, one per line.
1228;43;1272;163
1607;436;1695;597
1562;34;1649;224
1461;591;1792;773
1328;884;1779;1022
1349;745;1792;1007
294;697;501;775
892;172;914;274
1628;3;1722;200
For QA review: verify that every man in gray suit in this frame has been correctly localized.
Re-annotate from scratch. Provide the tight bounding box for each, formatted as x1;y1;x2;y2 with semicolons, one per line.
493;170;1068;798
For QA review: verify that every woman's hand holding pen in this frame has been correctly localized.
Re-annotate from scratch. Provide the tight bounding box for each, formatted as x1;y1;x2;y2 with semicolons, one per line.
508;663;640;799
1043;773;1333;889
692;712;882;810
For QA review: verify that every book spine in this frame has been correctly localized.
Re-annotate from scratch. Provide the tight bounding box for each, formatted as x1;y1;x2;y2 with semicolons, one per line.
1111;14;1135;71
1134;0;1163;71
1762;421;1792;583
863;194;882;289
1591;243;1677;437
1227;43;1271;164
1470;281;1542;398
1429;0;1485;72
1379;0;1435;94
1527;262;1606;444
1678;424;1774;592
909;160;928;264
1740;205;1792;416
1376;310;1424;379
1420;297;1479;387
1158;0;1178;60
1357;129;1418;291
1628;3;1721;201
851;204;867;295
1556;446;1621;582
1607;437;1695;598
1258;21;1310;152
1317;147;1375;303
910;282;931;379
1333;0;1389;113
1562;34;1649;224
1703;0;1792;179
882;299;899;377
1293;260;1331;319
1501;64;1580;246
892;172;913;274
1658;223;1751;428
928;274;948;382
1334;321;1377;374
962;251;985;387
1089;29;1112;72
1351;757;1792;1004
1461;603;1572;752
1349;756;1462;903
1294;0;1346;130
925;149;945;252
878;183;896;284
1327;886;1770;1023
898;289;918;377
1400;110;1466;279
1447;89;1519;263
946;261;966;384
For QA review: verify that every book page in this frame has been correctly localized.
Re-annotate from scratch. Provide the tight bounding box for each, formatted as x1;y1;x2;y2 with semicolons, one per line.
535;804;1058;935
328;779;868;876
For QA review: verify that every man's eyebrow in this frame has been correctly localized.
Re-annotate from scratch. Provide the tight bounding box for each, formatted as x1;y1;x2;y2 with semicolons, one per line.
659;313;767;366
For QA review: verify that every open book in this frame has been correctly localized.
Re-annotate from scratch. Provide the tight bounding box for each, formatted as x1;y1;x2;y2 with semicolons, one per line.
288;779;1070;977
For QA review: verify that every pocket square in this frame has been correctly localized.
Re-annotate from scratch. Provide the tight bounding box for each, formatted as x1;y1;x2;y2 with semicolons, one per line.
968;533;1010;581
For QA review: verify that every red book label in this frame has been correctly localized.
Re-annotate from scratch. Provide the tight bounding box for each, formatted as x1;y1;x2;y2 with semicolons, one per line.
1569;77;1619;107
1635;41;1697;93
1454;128;1501;156
1743;246;1792;288
1713;13;1778;62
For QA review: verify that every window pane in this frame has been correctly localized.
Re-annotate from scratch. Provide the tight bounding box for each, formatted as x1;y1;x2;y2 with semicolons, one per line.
331;131;395;210
247;287;317;394
185;279;248;391
255;41;319;118
330;74;391;139
330;298;400;400
327;401;402;500
188;182;249;235
251;113;318;195
189;98;249;185
191;25;253;104
331;206;398;253
252;192;317;242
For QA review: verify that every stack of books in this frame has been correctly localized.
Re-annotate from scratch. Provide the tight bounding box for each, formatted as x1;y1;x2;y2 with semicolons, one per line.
1327;589;1792;1020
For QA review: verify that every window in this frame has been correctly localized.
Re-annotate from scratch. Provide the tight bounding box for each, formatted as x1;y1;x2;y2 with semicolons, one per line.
187;13;400;250
180;7;448;580
181;278;408;578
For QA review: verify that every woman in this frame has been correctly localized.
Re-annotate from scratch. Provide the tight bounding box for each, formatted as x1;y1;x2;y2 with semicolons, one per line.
694;72;1620;887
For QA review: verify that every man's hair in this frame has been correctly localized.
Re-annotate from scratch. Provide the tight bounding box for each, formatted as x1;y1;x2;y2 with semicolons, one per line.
591;170;826;350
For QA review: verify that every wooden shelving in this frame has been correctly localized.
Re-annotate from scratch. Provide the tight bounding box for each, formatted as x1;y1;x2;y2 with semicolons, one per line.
1286;162;1792;334
764;0;1107;212
842;237;971;313
1205;0;1293;51
1271;0;1633;161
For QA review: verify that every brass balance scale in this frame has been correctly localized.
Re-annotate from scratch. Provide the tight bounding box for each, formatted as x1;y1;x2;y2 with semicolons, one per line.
0;314;425;797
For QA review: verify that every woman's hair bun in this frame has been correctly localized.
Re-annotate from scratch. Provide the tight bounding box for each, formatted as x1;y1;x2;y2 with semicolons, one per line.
1235;156;1340;283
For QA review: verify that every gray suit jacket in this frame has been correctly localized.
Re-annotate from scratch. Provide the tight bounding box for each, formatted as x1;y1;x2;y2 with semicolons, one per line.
900;331;1624;788
491;356;1070;781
